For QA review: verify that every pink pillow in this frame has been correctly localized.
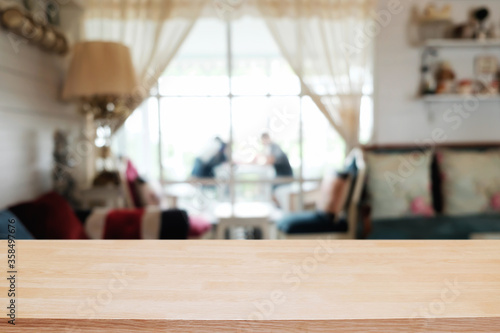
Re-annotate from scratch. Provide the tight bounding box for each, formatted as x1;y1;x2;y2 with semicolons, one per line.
491;193;500;211
125;160;139;181
103;209;144;239
188;215;212;238
410;197;434;217
125;159;141;208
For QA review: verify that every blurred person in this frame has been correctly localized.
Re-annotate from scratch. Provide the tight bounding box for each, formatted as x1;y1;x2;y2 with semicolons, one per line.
191;137;228;178
257;133;293;190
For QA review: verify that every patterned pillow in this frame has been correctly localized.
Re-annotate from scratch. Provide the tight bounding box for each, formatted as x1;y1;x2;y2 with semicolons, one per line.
439;150;500;216
316;173;352;218
366;151;435;219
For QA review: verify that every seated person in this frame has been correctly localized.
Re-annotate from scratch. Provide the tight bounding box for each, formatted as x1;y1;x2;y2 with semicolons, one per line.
191;137;228;178
257;133;293;190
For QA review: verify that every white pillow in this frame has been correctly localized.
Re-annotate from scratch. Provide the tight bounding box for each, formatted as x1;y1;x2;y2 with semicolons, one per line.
366;151;435;219
439;150;500;216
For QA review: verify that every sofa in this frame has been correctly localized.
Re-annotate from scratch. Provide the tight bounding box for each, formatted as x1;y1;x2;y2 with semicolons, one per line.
0;192;210;240
360;144;500;239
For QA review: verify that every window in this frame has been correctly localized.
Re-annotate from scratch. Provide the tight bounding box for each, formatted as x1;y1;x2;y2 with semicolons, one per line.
114;16;373;215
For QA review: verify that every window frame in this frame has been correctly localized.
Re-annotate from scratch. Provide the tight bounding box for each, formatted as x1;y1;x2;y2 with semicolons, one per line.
123;18;372;212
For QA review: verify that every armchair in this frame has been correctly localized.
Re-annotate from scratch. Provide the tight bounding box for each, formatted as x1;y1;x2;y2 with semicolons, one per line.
277;148;366;239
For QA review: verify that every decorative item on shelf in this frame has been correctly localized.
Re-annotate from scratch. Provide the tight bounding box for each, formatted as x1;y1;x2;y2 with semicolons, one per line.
40;25;56;48
490;24;500;41
0;3;68;55
421;66;437;95
1;5;32;32
497;71;500;94
421;47;438;95
62;41;137;186
490;80;499;94
458;80;474;96
422;4;452;21
23;0;47;24
473;7;490;40
45;0;60;26
452;18;477;40
418;4;453;41
452;7;494;40
435;61;456;94
24;0;59;26
475;55;499;95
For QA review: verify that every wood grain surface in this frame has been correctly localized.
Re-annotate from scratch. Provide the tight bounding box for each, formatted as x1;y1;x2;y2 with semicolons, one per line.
1;240;499;332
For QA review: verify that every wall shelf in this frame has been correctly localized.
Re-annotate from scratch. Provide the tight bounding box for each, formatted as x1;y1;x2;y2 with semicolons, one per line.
424;39;500;49
423;94;500;103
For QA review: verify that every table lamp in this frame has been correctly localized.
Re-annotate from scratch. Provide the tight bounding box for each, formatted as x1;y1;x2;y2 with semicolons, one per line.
62;41;137;185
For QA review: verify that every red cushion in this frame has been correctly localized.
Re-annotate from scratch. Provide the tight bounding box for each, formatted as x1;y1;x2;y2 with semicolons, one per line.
125;160;142;208
9;192;88;239
103;209;144;239
125;159;139;181
8;201;46;239
188;215;212;238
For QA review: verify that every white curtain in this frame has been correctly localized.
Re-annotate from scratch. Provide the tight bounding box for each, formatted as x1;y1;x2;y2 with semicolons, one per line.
256;0;375;150
82;0;208;113
80;0;374;148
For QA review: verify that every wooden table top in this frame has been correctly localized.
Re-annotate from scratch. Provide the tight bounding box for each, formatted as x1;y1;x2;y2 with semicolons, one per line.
1;240;500;332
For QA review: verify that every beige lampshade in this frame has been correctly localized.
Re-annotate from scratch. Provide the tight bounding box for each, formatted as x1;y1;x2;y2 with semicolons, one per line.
62;41;137;100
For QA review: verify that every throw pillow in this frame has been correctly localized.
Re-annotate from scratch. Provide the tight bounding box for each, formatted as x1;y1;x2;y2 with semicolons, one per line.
366;150;435;219
136;177;161;207
9;192;88;239
188;215;212;238
438;149;500;215
316;173;352;219
125;159;142;208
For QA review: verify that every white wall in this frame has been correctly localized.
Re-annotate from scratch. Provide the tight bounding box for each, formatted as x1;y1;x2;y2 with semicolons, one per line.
374;0;500;144
0;28;83;208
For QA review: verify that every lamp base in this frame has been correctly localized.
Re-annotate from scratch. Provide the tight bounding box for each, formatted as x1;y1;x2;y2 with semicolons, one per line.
92;171;121;187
